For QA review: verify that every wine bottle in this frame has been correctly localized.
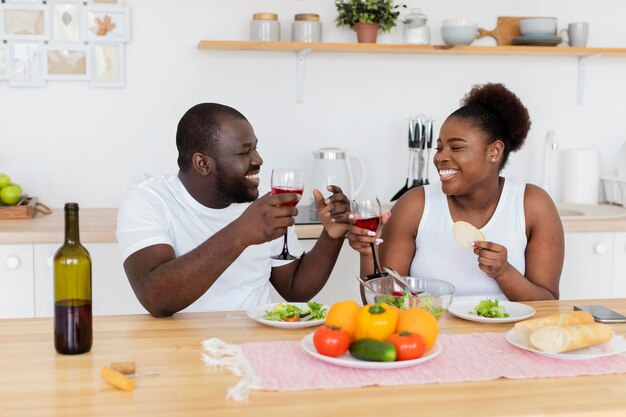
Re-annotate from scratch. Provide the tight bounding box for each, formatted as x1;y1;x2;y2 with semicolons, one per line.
54;203;92;355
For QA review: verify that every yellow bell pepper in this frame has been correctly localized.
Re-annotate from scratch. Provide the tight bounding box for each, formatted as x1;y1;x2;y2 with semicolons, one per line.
355;303;398;341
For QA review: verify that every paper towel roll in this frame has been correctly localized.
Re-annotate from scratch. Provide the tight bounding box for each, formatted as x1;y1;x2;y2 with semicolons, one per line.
562;149;599;204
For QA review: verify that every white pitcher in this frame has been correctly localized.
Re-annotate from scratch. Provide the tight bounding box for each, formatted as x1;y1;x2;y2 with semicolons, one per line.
310;147;366;200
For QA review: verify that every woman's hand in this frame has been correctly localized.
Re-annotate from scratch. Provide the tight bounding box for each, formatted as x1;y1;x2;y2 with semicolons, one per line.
313;185;351;239
472;240;512;280
347;211;392;255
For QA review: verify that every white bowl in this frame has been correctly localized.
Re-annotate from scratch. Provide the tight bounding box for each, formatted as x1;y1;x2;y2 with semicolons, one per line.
519;18;557;36
442;24;477;45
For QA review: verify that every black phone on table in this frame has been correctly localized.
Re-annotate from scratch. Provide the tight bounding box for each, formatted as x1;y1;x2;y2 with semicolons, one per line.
573;305;626;323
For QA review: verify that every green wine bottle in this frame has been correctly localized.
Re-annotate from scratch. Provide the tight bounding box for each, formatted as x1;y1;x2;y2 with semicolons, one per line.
54;202;92;355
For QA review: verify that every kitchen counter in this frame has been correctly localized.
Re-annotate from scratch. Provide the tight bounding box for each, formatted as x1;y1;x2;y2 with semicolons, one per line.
1;205;625;243
1;298;626;416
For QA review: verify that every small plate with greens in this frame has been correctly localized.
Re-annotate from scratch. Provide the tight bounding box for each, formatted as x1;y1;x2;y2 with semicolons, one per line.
448;299;535;323
246;302;329;329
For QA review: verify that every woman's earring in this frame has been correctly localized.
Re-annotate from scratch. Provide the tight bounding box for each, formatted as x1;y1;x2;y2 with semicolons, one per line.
491;158;496;162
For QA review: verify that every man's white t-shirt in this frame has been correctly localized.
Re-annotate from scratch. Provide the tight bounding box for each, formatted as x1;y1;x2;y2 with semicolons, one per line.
116;175;303;312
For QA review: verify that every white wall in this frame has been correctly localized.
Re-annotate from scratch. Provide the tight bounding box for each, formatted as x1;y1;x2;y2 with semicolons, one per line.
1;0;625;208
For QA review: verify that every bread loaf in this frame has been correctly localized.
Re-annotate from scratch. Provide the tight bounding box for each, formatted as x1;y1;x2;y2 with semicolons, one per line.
513;311;594;347
528;323;613;353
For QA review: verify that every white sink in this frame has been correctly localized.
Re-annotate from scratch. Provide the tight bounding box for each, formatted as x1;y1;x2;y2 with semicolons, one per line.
557;203;626;220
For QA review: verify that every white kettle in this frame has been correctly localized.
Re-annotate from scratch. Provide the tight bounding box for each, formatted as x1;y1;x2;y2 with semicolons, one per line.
310;147;366;200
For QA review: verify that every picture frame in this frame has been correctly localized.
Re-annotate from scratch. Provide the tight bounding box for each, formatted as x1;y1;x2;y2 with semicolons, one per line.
90;42;124;87
0;43;10;80
82;6;130;42
44;43;91;80
50;2;82;42
9;41;46;87
1;4;50;41
88;0;124;6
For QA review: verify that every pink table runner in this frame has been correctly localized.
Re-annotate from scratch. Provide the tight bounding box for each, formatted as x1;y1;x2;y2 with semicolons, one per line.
202;332;626;401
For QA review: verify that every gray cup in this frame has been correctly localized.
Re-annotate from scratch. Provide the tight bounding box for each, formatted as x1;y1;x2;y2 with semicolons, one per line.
560;22;589;47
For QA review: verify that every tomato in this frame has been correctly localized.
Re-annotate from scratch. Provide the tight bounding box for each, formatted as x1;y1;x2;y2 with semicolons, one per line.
283;317;301;322
387;331;425;361
313;325;350;358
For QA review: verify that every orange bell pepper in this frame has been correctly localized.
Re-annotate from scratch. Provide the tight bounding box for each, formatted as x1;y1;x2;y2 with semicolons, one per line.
355;303;398;341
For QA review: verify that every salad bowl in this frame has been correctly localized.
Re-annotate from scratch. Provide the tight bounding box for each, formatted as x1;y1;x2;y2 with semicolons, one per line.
363;276;455;320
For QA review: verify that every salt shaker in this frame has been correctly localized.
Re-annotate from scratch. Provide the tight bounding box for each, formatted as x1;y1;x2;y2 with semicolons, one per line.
402;8;430;45
292;13;322;43
250;13;280;41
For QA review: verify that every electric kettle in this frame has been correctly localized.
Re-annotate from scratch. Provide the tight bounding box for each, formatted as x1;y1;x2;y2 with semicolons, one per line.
310;147;366;201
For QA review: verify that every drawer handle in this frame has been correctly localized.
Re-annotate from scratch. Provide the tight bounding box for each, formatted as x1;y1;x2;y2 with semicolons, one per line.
6;256;20;269
594;243;608;255
46;257;54;269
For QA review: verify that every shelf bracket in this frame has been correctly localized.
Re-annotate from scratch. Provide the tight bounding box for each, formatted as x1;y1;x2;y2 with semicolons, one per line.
296;48;312;104
577;54;602;105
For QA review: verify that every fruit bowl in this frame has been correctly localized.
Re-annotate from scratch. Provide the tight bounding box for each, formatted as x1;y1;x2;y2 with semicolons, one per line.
363;275;455;320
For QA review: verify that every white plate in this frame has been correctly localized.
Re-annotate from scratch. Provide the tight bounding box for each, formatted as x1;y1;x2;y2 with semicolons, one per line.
448;299;535;324
246;303;329;329
505;330;626;360
300;332;442;369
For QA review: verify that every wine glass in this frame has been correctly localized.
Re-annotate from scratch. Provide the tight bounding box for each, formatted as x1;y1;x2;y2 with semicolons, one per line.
351;195;384;279
271;168;304;260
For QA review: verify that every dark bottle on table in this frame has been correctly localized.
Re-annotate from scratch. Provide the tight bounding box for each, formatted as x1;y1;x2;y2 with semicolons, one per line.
54;203;92;355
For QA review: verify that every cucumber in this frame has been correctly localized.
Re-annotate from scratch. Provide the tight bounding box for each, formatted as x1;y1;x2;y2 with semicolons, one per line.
349;339;397;362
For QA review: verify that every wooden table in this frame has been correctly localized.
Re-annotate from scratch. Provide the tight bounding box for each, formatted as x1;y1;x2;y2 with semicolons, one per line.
1;299;626;417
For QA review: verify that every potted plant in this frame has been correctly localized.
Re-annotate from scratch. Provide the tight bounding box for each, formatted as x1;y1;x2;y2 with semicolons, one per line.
335;0;406;43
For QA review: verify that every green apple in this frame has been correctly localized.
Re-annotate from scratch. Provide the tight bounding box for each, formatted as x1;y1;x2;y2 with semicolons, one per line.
0;184;21;205
9;182;22;195
0;173;10;189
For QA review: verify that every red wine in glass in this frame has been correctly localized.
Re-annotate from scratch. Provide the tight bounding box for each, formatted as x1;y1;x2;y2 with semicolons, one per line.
271;169;304;260
271;186;304;207
353;216;381;232
351;196;384;280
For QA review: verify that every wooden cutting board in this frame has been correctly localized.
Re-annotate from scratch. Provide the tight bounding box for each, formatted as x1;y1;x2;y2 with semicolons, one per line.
477;16;554;45
0;197;52;219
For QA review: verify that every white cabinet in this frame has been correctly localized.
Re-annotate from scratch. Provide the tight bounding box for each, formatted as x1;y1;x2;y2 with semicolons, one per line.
0;244;35;318
612;232;626;297
33;243;144;317
271;239;361;305
560;232;615;300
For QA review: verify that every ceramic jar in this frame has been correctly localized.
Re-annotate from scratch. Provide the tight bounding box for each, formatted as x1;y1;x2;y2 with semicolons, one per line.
292;14;322;43
250;13;280;41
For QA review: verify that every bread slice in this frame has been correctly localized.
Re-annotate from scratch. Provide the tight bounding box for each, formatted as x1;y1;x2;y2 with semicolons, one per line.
452;221;485;248
529;323;613;353
513;311;594;347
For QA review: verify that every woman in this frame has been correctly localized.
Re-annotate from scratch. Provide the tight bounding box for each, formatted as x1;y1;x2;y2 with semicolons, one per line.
349;83;564;301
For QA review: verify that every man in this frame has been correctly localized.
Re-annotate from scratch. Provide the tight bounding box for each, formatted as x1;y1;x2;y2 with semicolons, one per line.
116;103;350;317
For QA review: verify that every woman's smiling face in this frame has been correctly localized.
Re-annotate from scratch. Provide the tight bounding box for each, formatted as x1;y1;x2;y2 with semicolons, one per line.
434;116;497;196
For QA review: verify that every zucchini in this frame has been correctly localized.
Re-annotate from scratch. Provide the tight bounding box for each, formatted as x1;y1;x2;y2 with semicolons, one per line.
349;339;397;362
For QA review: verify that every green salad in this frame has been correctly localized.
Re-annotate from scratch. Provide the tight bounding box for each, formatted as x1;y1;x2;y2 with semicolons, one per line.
262;301;327;322
470;299;509;318
376;292;445;320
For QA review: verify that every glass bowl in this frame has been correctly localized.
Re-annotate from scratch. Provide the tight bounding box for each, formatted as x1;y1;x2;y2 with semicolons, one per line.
363;275;455;320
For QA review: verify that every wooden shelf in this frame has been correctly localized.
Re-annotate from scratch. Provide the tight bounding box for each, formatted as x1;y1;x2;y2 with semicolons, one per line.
197;40;626;57
197;40;626;104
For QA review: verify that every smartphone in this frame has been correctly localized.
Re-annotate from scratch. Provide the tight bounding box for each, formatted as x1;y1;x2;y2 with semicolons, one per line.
573;305;626;323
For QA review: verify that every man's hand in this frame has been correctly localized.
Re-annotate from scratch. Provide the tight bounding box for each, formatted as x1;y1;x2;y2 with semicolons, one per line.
235;192;300;246
313;185;351;239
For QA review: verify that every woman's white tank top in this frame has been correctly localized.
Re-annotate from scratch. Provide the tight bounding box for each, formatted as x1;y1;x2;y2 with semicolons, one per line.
409;178;527;300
